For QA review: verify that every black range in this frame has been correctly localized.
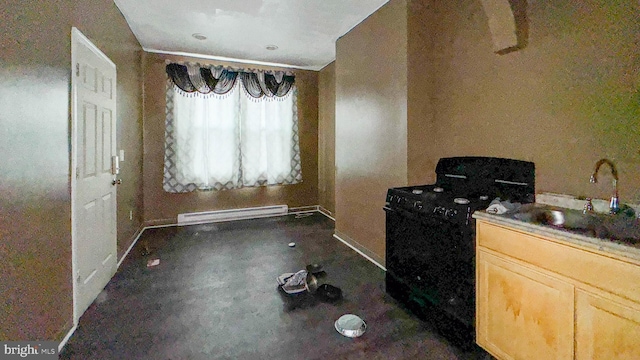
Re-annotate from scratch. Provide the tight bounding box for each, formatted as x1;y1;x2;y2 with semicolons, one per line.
384;156;536;344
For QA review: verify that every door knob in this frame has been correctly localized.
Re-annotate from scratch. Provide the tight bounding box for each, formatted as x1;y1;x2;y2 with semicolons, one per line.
112;179;122;186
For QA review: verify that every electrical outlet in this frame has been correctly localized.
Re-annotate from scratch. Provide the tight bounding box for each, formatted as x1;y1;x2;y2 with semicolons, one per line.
129;210;133;221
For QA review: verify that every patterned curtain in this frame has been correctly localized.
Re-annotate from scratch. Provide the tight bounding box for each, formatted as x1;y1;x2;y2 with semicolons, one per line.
165;63;295;97
163;63;302;193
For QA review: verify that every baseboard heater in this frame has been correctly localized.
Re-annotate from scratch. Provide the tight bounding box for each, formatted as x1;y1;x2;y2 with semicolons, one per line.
177;205;289;225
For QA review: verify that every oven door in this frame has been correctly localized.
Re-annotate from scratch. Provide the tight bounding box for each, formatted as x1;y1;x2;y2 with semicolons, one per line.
384;206;475;326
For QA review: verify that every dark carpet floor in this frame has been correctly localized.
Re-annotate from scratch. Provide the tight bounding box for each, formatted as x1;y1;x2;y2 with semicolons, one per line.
60;213;490;359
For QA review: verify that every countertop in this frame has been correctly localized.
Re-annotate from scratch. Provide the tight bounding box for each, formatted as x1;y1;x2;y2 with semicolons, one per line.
473;210;640;264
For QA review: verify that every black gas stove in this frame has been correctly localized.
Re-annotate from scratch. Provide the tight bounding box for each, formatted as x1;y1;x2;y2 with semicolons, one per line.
384;157;535;345
386;184;493;226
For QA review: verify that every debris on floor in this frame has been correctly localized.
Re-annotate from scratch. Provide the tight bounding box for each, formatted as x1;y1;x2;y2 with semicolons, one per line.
295;213;314;219
198;224;217;232
141;240;152;256
316;284;342;303
95;290;109;304
277;264;342;302
305;263;323;274
146;258;160;267
288;242;296;247
277;270;314;294
335;314;366;338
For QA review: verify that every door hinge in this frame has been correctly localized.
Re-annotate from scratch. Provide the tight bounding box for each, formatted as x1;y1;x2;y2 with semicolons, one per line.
76;63;80;77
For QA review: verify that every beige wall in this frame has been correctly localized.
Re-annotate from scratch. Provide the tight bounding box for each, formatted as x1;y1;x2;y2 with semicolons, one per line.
407;0;437;185
0;1;143;341
429;0;640;203
142;53;319;224
328;0;640;264
335;0;408;264
318;62;336;214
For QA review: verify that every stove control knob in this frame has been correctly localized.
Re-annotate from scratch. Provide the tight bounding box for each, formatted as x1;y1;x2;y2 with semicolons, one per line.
446;209;458;218
414;201;423;210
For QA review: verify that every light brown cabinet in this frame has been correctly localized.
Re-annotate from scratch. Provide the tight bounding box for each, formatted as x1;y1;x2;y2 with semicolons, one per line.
476;219;640;360
477;250;574;359
575;290;640;360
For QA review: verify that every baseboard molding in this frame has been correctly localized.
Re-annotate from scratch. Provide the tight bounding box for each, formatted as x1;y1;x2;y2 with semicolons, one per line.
58;323;77;353
333;230;386;271
292;205;335;222
318;206;335;221
144;218;175;228
289;205;318;214
117;224;146;268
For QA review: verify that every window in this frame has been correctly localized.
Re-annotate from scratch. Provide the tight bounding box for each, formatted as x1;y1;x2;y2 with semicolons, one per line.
163;63;302;193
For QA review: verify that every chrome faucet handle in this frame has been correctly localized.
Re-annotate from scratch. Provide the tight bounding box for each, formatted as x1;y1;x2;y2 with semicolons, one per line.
583;198;594;214
610;196;620;214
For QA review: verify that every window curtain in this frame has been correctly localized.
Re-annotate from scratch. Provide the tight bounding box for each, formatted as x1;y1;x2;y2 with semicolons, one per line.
163;63;302;193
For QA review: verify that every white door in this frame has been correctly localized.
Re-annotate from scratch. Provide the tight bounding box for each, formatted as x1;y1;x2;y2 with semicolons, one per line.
71;28;118;323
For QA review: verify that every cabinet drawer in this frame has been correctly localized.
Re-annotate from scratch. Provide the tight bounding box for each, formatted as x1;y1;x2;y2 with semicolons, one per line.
477;220;640;304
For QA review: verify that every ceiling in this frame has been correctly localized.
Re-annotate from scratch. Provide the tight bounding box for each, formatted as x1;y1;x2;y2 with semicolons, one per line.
114;0;389;71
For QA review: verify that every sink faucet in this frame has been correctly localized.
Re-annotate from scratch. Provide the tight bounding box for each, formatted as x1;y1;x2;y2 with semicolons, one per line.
583;198;594;214
589;158;620;214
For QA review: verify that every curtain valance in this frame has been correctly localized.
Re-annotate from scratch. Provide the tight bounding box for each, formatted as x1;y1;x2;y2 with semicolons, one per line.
166;63;295;98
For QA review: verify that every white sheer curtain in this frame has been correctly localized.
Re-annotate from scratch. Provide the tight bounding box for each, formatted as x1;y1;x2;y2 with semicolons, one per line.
163;81;302;193
172;87;241;189
240;91;298;185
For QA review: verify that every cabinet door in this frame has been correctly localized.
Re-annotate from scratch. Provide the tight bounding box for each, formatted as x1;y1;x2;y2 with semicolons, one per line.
477;250;574;360
576;290;640;359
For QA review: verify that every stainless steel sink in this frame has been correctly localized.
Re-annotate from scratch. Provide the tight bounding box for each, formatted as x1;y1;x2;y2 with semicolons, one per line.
511;205;640;244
